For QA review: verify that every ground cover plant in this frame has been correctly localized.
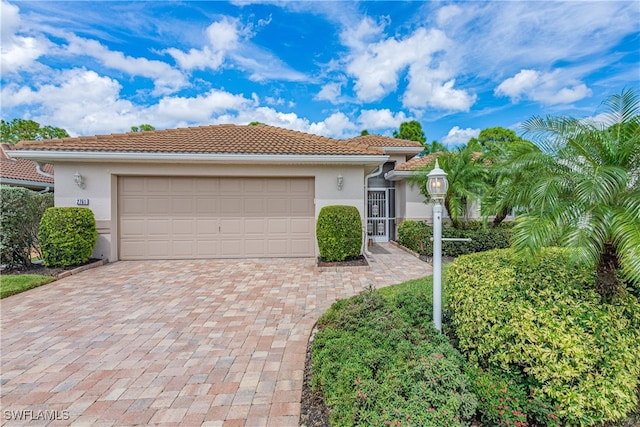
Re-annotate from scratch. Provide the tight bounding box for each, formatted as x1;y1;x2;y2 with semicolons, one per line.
447;248;640;425
0;274;56;299
311;283;476;427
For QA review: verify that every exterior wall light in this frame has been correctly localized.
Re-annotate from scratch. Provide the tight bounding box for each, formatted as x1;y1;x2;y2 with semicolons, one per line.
426;159;448;332
337;174;344;191
74;172;85;189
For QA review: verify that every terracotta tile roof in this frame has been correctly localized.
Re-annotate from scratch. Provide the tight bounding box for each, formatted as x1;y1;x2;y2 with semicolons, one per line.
344;134;424;148
15;124;384;156
394;151;484;172
1;144;54;184
394;154;437;171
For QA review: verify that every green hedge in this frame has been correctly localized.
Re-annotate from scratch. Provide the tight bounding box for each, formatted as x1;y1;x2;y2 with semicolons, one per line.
312;289;477;426
0;187;53;269
39;207;97;267
316;205;362;262
447;248;640;425
397;220;512;257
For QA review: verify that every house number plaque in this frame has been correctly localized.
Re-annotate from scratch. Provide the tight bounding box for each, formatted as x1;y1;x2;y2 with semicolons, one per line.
76;199;90;206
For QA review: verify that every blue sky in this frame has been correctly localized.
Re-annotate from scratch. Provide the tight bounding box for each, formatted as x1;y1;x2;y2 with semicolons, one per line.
2;1;639;145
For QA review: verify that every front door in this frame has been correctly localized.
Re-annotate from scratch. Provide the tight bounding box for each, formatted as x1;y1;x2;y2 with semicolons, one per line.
367;188;395;243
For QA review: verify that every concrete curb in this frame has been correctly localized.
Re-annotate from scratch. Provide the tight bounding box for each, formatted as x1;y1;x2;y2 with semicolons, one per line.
56;259;108;279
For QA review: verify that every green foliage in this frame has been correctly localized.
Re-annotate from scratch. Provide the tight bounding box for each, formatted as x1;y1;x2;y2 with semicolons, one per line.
0;187;53;269
312;288;476;427
39;207;97;267
447;248;640;425
360;129;369;136
1;274;56;299
466;364;560;427
513;89;640;295
1;118;69;144
130;124;155;132
397;220;512;257
393;120;426;144
412;146;488;228
316;205;362;262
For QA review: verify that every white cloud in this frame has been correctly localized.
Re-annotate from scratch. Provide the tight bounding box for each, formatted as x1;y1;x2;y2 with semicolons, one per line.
442;126;480;146
357;109;409;131
64;35;187;95
343;24;475;111
165;17;239;71
1;1;51;73
154;90;252;122
315;82;342;103
496;69;592;105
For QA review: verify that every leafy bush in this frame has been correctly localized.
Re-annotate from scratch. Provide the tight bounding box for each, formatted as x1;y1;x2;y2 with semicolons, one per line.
0;187;53;269
316;205;362;261
397;220;512;257
447;248;640;425
312;288;477;427
39;207;97;267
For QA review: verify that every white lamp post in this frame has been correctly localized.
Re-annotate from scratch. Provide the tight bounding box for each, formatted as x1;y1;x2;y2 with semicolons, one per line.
426;159;448;332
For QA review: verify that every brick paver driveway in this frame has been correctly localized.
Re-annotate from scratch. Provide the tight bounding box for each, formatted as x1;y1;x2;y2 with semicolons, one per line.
1;244;431;426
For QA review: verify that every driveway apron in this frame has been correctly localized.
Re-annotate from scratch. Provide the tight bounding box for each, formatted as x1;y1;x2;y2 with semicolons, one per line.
0;244;432;426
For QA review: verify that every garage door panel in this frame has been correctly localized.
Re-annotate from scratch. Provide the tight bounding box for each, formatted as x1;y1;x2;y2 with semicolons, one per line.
291;218;313;234
196;219;218;235
119;177;315;259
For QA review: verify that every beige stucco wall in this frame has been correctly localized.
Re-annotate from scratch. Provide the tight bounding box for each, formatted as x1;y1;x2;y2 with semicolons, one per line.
53;161;370;261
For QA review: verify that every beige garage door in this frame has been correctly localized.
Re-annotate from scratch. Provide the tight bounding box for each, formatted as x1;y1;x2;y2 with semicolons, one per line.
118;177;315;260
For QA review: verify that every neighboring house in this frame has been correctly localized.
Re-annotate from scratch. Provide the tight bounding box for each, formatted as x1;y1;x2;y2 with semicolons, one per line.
0;143;54;192
12;124;427;261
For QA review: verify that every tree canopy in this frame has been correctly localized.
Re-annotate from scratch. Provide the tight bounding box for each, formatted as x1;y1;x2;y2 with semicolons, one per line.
0;119;69;144
130;124;155;132
393;120;426;144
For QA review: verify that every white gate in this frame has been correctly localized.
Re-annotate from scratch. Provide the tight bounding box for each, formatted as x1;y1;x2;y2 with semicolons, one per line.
367;188;395;242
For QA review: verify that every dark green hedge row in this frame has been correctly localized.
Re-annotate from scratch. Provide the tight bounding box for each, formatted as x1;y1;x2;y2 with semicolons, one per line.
0;187;53;269
447;248;640;425
39;207;97;267
316;205;362;262
312;289;477;426
397;220;512;257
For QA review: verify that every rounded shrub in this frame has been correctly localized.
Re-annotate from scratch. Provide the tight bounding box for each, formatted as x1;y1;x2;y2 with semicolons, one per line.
39;207;98;267
446;247;640;425
316;205;362;262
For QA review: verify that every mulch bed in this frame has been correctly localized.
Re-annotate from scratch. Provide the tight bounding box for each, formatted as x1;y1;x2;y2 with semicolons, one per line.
317;255;368;268
300;330;331;427
2;258;102;277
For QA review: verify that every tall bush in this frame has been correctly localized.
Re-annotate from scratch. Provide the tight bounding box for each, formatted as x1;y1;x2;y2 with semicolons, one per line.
447;248;640;425
397;220;512;257
39;207;97;267
316;205;362;262
0;186;53;269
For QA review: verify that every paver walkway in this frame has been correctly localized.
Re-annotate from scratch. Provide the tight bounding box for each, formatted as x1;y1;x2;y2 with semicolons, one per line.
0;244;432;426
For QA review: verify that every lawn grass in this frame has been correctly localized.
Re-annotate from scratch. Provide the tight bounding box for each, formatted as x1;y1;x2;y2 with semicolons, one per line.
0;274;56;299
377;263;450;300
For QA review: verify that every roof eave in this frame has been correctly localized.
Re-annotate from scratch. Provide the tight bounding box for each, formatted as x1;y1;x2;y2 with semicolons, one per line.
382;147;423;154
0;177;55;188
10;150;389;166
384;170;428;181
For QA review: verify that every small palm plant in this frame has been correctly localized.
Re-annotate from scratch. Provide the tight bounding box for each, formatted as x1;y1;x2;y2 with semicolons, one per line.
511;89;640;299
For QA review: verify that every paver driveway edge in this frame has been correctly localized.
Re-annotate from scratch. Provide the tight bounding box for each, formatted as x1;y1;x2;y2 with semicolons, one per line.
0;244;432;426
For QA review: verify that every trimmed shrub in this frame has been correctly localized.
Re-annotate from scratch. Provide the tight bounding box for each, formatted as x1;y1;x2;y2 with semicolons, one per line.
316;205;362;262
312;289;477;427
397;220;512;257
39;207;97;267
0;186;53;269
447;248;640;425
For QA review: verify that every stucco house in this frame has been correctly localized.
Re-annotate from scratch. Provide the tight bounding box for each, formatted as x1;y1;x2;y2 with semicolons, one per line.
0;143;54;192
12;124;432;261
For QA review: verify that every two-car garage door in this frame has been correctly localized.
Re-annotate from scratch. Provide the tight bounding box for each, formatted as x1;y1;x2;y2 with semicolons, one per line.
118;177;315;260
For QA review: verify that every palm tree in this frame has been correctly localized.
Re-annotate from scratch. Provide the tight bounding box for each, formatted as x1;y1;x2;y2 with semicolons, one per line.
415;145;487;228
511;89;640;299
